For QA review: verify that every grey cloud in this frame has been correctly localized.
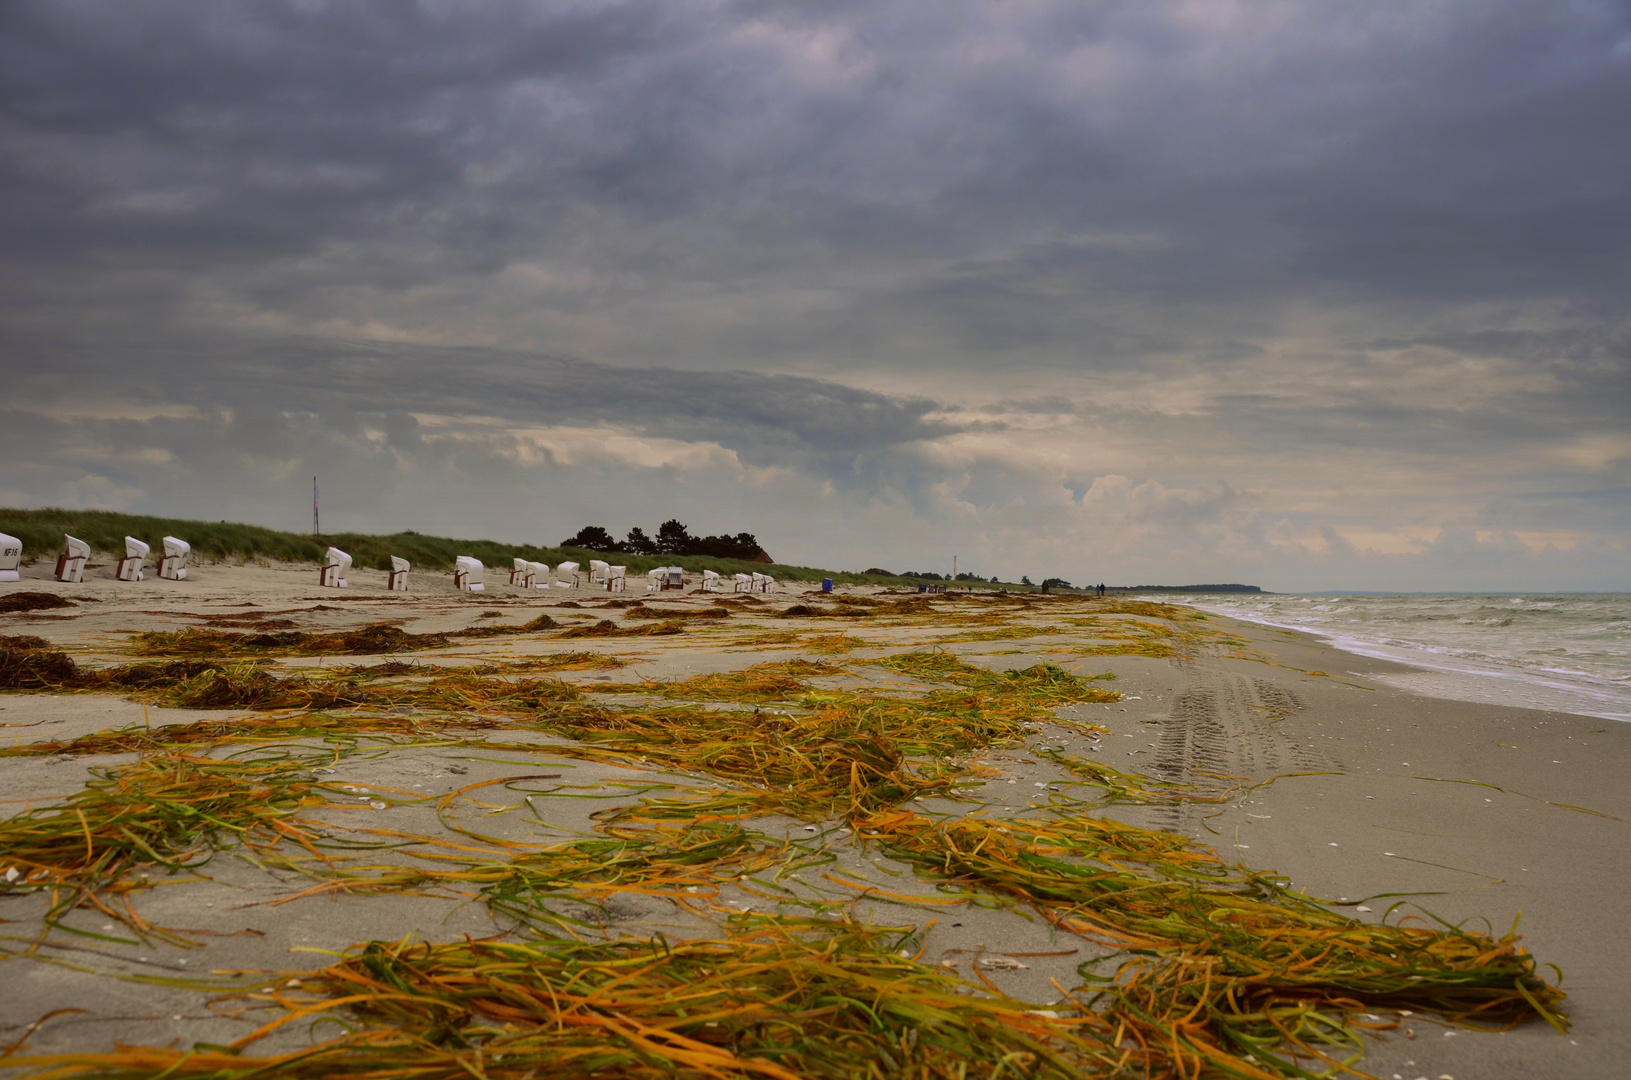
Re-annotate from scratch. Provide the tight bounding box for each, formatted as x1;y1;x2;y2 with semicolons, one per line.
2;0;1628;588
6;0;1627;362
4;330;969;480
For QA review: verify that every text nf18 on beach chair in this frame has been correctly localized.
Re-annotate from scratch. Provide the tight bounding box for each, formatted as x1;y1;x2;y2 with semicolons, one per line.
702;569;720;592
454;556;485;592
0;532;20;582
589;560;609;587
116;536;150;582
733;572;752;593
53;535;91;583
160;536;190;581
388;556;411;592
607;565;626;592
319;547;352;588
554;562;580;588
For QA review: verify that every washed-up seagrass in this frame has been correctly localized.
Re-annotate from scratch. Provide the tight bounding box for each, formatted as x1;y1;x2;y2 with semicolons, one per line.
5;922;1125;1080
0;595;1570;1080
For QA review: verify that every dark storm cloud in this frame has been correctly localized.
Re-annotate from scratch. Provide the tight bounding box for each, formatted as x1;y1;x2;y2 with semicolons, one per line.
2;327;969;480
0;3;669;272
1;0;1627;588
6;0;1627;354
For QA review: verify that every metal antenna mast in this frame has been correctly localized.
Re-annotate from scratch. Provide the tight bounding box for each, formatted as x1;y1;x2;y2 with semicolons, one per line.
313;477;320;536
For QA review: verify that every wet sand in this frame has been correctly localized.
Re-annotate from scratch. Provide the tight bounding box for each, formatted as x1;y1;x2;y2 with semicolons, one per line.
2;560;1626;1077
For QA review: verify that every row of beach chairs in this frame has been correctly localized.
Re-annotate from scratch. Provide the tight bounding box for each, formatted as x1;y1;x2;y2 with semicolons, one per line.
0;532;777;595
317;548;413;590
503;559;600;591
446;560;776;594
341;554;777;594
0;533;194;584
320;548;412;591
471;562;775;594
0;533;353;589
653;569;778;593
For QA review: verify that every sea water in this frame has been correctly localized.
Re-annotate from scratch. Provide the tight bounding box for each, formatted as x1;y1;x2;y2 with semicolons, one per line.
1139;592;1631;722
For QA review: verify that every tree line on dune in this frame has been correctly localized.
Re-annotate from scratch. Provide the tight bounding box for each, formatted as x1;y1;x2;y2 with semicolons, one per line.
874;567;1076;589
563;521;770;562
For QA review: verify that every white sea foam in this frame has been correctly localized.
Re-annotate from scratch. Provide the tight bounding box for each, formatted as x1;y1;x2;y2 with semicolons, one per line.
1139;592;1631;722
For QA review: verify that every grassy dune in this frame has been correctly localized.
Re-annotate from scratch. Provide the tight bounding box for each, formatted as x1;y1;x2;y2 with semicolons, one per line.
0;507;1025;589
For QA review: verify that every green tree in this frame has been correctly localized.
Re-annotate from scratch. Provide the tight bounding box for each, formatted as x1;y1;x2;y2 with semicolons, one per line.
655;519;693;555
693;530;763;559
562;525;618;551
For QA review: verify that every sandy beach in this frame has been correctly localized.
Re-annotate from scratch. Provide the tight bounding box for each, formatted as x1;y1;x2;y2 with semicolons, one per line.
2;559;1626;1079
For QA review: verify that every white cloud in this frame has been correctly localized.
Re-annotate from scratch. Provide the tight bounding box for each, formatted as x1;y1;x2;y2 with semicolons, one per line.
56;474;146;511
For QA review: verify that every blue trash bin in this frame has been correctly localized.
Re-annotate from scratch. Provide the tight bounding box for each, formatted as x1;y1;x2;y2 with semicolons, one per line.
821;578;833;592
917;582;927;594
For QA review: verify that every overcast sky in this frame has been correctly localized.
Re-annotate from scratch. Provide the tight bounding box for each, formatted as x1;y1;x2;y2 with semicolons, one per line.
2;0;1627;590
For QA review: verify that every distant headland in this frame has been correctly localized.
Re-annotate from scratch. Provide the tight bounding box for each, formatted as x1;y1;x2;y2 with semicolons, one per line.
1122;584;1263;593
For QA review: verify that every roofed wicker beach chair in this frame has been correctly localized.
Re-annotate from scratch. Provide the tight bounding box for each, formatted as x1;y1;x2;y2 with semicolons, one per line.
702;569;720;592
750;571;768;593
607;565;626;592
160;536;190;581
761;573;777;594
454;556;485;591
55;535;91;583
528;561;550;589
510;558;531;587
0;532;20;582
589;560;609;587
116;536;150;582
554;561;580;588
319;546;352;588
733;572;752;593
646;568;663;593
662;567;684;591
388;556;411;591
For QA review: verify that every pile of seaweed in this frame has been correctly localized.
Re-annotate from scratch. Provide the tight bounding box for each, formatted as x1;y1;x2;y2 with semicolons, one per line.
0;591;75;614
0;645;588;711
124;616;561;658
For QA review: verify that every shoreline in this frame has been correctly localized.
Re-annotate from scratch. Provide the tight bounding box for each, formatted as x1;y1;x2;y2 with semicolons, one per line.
1158;612;1630;1078
1;568;1626;1077
1148;591;1631;723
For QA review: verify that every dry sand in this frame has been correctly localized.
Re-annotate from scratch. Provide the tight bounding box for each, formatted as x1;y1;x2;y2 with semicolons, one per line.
2;558;1627;1077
